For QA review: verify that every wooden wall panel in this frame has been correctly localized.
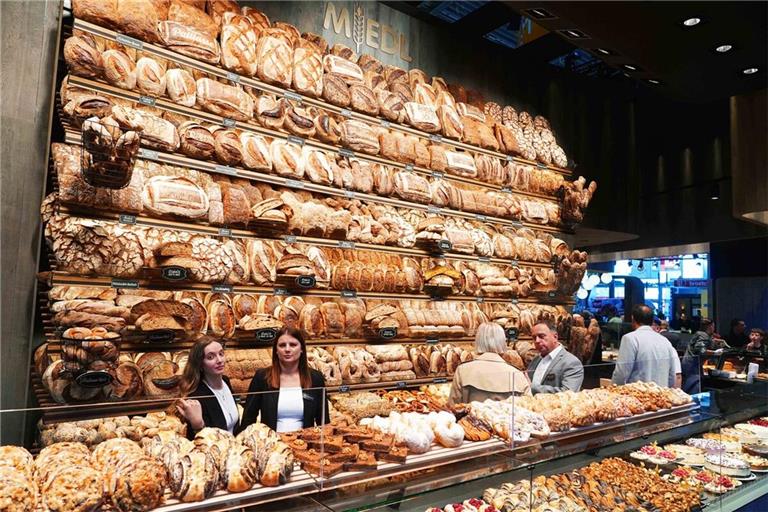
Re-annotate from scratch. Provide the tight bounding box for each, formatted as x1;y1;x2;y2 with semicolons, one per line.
0;0;60;444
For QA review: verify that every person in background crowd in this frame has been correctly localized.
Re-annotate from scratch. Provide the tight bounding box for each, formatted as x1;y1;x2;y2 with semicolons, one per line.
725;318;749;348
177;336;240;438
612;305;682;388
528;321;584;394
449;322;531;404
239;326;328;433
582;311;604;365
745;328;766;356
681;319;724;394
652;318;662;333
608;307;623;324
658;320;682;351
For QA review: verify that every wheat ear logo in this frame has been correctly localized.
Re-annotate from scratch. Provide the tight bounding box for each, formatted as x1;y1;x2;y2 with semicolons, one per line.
353;2;365;54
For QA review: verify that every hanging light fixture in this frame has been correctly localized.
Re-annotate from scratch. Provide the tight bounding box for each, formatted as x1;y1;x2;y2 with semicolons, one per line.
600;273;613;284
577;287;589;299
637;260;645;271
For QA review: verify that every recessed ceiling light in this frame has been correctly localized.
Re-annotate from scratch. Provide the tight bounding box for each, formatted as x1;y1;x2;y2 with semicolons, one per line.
683;17;701;27
646;79;661;85
558;29;589;39
595;48;613;55
525;8;556;20
743;67;759;75
715;44;733;53
623;64;638;71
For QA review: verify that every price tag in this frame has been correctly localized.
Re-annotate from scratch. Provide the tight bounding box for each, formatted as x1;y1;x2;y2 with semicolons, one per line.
430;134;443;143
511;298;519;304
138;95;156;107
138;148;158;161
437;239;452;251
119;214;136;225
75;370;114;388
144;329;176;343
500;186;512;194
379;327;398;339
512;221;523;228
295;275;316;288
221;118;237;128
226;71;240;83
380;120;391;128
161;266;187;281
427;205;442;215
215;164;238;177
274;288;290;296
343;189;357;199
218;227;232;237
475;214;488;222
506;327;519;340
338;240;355;249
426;338;440;345
338;385;351;393
404;164;414;172
547;291;557;299
284;91;302;103
511;259;519;267
396;381;407;389
255;328;277;342
283;235;297;244
476;297;485;303
112;278;139;289
431;171;445;180
536;162;547;169
478;256;490;263
433;377;447;384
116;33;143;50
211;284;233;293
284;178;304;189
338;148;354;158
286;135;305;146
340;108;352;118
340;289;357;298
506;155;514;162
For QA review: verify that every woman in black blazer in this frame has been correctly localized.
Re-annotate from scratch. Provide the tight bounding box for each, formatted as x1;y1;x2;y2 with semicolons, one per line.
176;336;240;438
239;327;328;433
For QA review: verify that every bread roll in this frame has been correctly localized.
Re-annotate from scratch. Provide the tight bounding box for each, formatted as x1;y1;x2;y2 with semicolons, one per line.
102;49;137;90
255;95;285;130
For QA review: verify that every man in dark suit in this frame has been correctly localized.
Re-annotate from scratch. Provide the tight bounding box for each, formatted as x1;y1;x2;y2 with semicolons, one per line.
527;321;584;394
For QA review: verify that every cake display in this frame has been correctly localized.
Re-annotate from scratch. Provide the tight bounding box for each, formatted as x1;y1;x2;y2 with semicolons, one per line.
630;444;677;465
704;453;751;478
664;444;705;466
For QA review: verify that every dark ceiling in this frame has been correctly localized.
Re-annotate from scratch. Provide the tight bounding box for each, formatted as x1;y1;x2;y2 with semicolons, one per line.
383;1;768;103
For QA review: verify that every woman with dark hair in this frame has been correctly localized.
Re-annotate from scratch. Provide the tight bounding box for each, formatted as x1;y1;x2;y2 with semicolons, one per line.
176;336;240;437
238;326;328;433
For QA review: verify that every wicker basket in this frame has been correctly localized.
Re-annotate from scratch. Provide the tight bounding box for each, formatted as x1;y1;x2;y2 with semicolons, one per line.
81;118;141;189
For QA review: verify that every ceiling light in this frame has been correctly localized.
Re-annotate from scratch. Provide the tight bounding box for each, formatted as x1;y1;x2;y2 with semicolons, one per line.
525;8;556;20
710;182;720;200
638;260;645;272
646;79;661;85
683;17;701;27
743;67;759;75
623;64;638;71
595;48;613;56
577;287;589;299
600;273;613;284
559;29;589;39
715;44;733;53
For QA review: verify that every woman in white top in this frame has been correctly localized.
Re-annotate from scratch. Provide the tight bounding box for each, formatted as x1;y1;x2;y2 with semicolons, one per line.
239;327;328;433
176;336;240;438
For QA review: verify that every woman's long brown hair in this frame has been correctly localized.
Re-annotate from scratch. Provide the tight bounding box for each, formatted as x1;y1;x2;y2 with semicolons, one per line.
268;326;312;389
180;336;222;396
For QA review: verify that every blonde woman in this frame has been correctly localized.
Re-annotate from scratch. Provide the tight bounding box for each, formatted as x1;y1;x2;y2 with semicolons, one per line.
449;322;531;405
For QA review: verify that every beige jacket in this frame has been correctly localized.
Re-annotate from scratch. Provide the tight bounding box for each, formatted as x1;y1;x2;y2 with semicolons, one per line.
449;352;532;405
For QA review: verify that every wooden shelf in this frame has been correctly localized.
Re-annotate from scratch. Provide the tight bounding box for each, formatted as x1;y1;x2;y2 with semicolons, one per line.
43;270;576;306
62;78;571;237
71;18;573;178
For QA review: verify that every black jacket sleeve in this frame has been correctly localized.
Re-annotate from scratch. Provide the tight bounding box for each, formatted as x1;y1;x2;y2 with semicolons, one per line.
238;369;267;434
310;369;329;426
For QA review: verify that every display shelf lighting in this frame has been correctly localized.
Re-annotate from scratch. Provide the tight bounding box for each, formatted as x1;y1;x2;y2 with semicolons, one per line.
715;44;733;53
646;78;662;85
623;64;638;71
682;17;701;27
743;67;759;75
710;182;720;200
595;48;613;56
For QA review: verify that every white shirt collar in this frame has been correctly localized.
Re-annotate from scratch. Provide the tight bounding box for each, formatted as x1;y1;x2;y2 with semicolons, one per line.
542;344;563;362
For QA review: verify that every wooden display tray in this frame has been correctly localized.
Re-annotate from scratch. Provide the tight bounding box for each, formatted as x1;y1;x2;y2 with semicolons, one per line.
60;122;570;237
70;18;573;179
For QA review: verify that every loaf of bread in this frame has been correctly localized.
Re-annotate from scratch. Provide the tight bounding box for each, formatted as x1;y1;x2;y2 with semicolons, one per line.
350;84;379;116
255;95;285;130
141;175;209;219
166;68;196;106
292;39;323;98
404;102;441;133
64;36;103;78
284;104;316;138
240;132;272;171
158;21;221;64
221;12;258;76
102;49;137;90
256;27;293;88
323;55;364;84
270;139;305;179
322;73;351;107
438;104;463;140
212;127;243;166
376;89;406;123
196;78;254;120
340;120;379;155
393;171;431;204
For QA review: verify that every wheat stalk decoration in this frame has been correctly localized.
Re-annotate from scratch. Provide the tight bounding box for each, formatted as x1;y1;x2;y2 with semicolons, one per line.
353;2;365;54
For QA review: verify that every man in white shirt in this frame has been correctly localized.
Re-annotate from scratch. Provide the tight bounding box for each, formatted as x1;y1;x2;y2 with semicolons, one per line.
527;321;584;394
612;305;682;388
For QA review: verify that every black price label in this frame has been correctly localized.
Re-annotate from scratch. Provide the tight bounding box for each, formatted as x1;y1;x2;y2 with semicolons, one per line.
433;377;447;384
112;278;139;289
285;178;304;189
119;214;136;225
426;338;440;345
396;381;407;389
145;329;176;343
437;239;452;251
283;235;297;244
138;95;156;107
338;148;354;158
116;34;143;50
226;71;240;83
161;266;187;281
295;275;316;288
506;327;519;340
511;260;519;267
211;284;233;293
256;328;277;342
338;385;351;393
274;288;290;296
340;108;352;118
215;164;238;177
379;327;397;339
138;148;159;161
340;289;357;298
221;118;236;128
75;370;114;388
338;240;355;249
286;135;305;146
218;227;232;237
